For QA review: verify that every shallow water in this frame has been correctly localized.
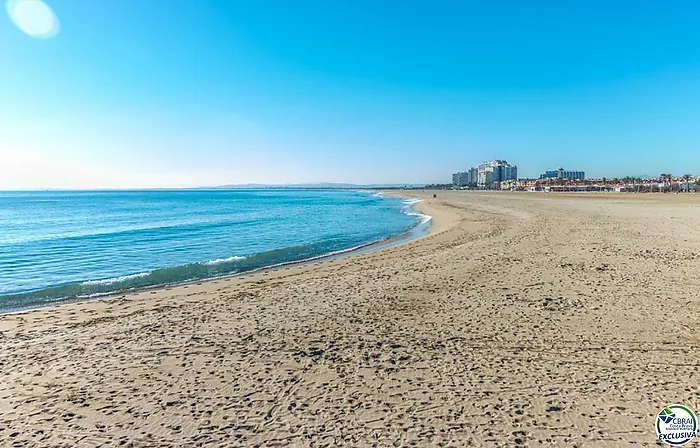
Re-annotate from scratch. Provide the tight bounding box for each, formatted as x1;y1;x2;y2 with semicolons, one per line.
0;189;425;311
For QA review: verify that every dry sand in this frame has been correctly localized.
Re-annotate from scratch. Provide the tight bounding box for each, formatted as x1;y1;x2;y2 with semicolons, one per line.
1;191;699;447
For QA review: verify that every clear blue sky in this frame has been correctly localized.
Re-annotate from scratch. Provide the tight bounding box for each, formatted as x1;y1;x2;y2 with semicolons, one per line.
3;0;700;188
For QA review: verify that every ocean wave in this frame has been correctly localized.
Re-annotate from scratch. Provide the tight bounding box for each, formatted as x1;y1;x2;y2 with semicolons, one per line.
406;211;432;224
81;271;151;286
201;256;246;266
401;198;432;224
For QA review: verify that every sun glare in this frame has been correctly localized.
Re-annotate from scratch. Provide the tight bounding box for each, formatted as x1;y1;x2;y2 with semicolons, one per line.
6;0;59;39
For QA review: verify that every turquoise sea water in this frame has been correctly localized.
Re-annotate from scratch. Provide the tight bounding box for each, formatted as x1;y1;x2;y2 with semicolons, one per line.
0;190;427;312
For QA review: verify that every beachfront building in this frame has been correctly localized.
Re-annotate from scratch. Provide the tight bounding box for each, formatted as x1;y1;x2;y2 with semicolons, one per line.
500;179;518;190
477;160;518;188
518;179;539;189
477;169;492;187
452;171;469;187
539;168;585;180
468;167;478;185
453;160;517;189
452;167;479;188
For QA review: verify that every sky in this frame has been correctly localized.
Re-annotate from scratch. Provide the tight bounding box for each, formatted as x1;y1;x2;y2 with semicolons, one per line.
3;0;700;188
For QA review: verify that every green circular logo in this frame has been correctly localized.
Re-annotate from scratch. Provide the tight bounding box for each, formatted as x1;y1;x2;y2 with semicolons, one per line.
656;404;697;446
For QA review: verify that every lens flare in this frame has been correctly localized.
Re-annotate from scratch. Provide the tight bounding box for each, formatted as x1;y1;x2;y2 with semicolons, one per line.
6;0;60;39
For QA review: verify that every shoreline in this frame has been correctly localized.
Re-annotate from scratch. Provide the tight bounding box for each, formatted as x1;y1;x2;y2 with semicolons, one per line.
0;193;437;315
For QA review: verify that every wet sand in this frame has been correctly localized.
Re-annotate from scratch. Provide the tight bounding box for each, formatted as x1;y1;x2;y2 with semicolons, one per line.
1;191;699;446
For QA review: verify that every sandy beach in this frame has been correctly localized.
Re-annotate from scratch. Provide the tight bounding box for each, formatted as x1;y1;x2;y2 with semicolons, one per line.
1;191;699;446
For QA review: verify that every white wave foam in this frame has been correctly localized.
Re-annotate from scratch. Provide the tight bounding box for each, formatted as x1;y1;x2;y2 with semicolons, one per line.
400;198;431;224
202;256;246;266
81;271;151;286
405;211;432;224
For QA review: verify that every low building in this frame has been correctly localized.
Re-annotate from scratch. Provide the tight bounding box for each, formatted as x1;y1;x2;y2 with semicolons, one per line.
517;178;539;190
500;179;517;190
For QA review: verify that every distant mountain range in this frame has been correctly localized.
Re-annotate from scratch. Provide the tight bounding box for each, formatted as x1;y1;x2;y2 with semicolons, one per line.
200;183;426;189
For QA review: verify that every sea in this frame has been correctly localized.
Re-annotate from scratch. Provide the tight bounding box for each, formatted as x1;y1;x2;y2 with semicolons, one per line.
0;189;429;312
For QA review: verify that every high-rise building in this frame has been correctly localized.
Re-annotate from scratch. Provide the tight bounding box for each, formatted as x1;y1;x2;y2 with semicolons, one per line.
539;168;585;180
452;166;482;188
453;160;517;189
503;165;518;182
478;160;517;187
452;171;470;187
477;169;493;186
